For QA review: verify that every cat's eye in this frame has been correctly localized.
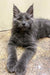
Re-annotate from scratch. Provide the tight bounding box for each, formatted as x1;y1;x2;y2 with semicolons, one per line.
17;17;22;20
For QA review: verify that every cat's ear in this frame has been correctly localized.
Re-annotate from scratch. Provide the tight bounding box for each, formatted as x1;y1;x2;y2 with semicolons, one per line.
13;4;20;17
26;5;33;17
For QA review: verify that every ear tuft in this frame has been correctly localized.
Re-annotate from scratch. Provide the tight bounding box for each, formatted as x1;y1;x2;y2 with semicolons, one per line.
13;4;20;17
27;4;33;17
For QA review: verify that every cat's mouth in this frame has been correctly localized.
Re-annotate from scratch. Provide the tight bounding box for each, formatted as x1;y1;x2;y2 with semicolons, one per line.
21;27;27;31
19;26;29;32
17;24;31;31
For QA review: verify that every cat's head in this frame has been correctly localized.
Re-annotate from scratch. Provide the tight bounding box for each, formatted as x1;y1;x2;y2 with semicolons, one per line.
13;4;33;32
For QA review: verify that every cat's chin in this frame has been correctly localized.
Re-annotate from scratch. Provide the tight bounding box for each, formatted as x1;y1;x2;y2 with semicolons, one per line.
17;25;31;32
17;26;27;31
21;27;27;31
21;27;30;32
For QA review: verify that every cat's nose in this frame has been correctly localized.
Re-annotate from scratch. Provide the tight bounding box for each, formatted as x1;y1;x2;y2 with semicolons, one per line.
22;22;25;26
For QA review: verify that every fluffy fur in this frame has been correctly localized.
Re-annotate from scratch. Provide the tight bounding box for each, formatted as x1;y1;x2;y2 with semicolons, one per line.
7;5;50;75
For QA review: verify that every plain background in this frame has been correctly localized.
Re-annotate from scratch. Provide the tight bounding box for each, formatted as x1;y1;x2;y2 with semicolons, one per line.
0;0;50;30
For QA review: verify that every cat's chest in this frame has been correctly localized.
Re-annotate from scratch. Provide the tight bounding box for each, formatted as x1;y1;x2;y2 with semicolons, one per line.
16;33;30;46
17;34;29;42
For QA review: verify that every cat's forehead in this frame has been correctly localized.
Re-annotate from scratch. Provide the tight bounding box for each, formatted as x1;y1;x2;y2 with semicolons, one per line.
17;13;30;17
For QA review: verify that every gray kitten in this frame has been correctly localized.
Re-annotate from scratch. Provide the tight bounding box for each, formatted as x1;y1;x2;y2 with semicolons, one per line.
7;5;50;75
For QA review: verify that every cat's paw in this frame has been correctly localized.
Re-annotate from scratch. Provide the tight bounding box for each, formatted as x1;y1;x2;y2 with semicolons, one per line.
7;60;16;73
15;64;26;75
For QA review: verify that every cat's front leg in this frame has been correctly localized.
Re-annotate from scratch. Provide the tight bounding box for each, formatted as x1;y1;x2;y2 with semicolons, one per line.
7;39;17;73
15;44;36;75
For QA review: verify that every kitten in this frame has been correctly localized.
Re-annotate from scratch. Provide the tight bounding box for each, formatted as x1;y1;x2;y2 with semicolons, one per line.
7;5;50;75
